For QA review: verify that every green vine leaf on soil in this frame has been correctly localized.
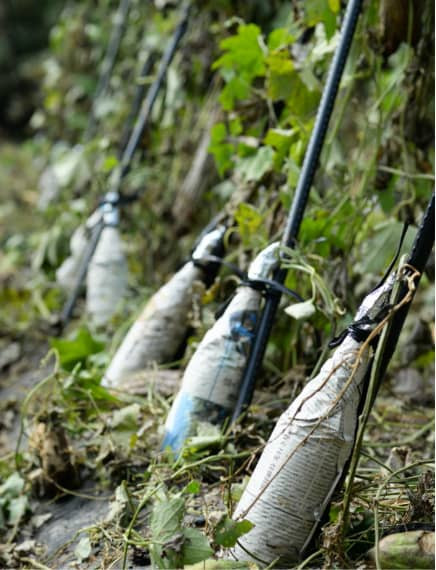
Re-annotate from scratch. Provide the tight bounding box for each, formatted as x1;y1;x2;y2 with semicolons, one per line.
150;496;185;568
214;515;254;548
182;527;213;565
50;326;104;371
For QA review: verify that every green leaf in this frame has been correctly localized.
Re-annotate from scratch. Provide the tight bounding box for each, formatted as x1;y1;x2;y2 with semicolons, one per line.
285;156;301;187
379;44;412;114
210;123;227;144
236;146;275;182
267;28;295;51
378;182;397;213
184;480;201;495
219;76;251;111
284;299;316;320
182;527;213;565
414;350;435;369
50;327;104;371
264;128;297;167
329;503;341;523
213;24;265;110
264;128;296;151
229;117;243;136
304;0;337;39
79;380;119;404
234;203;266;247
213;24;265;81
151;497;184;543
183;423;225;457
209;123;235;175
184;433;224;455
283;75;320;120
328;0;340;13
0;472;25;498
214;516;254;548
8;496;28;525
266;51;295;101
74;536;91;563
102;155;118;173
358;221;417;275
111;403;140;430
150;497;185;569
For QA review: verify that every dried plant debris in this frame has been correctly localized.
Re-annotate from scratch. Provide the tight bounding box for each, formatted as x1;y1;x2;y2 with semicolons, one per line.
28;411;80;497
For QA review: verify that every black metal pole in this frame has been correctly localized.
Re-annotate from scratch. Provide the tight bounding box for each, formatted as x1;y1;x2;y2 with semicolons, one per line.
232;0;363;422
118;2;191;179
60;219;105;325
118;51;158;157
85;0;132;141
60;4;191;327
373;193;435;398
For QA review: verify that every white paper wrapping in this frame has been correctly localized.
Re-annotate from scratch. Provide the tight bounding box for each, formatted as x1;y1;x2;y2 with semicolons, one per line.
185;286;263;408
102;261;203;387
162;243;280;453
102;226;225;388
86;225;128;326
228;274;396;566
56;224;88;291
229;336;371;565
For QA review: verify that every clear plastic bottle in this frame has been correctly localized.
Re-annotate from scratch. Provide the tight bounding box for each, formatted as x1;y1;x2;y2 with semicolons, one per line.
56;224;88;291
86;202;128;326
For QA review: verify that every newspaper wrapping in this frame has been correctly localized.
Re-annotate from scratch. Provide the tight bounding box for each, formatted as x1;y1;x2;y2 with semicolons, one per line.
229;274;396;566
162;242;280;453
56;224;88;291
102;226;225;389
86;222;128;326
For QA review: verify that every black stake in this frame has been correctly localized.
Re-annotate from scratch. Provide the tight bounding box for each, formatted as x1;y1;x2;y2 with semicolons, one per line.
373;193;435;400
60;3;191;327
85;0;133;141
299;193;435;559
60;218;105;325
232;0;363;422
117;2;191;182
118;51;158;157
